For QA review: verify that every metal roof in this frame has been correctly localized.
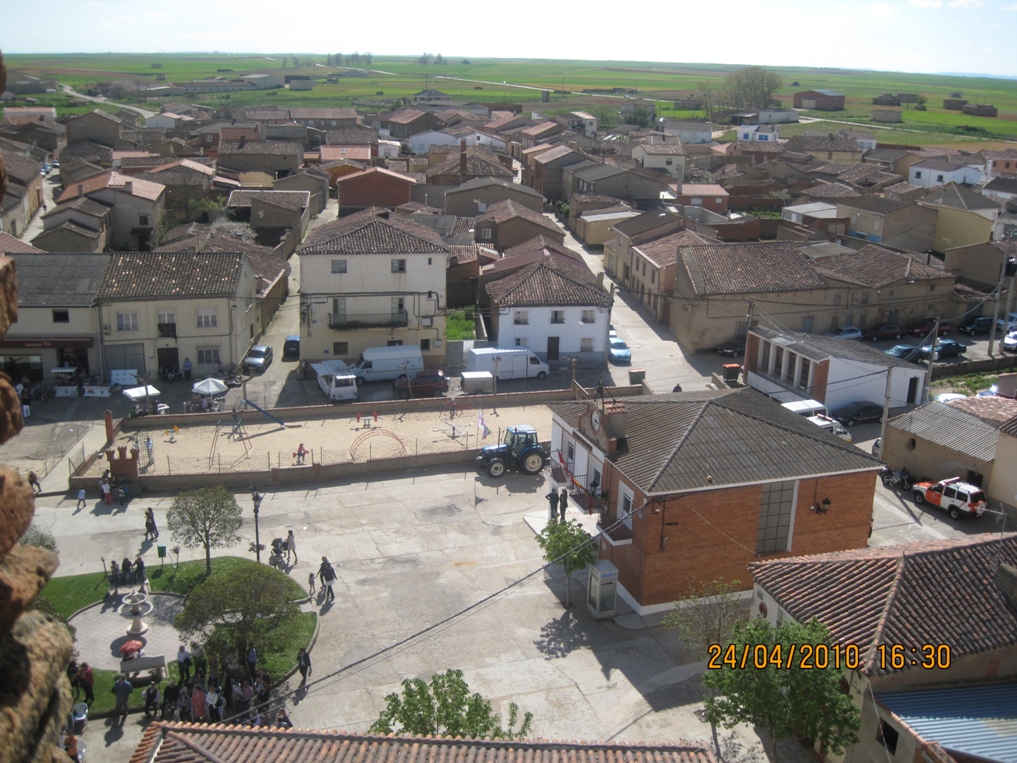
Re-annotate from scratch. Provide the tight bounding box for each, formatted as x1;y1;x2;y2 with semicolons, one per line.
878;684;1017;763
888;401;998;462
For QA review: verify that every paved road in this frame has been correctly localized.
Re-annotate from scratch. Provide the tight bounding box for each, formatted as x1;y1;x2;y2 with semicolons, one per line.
60;84;157;119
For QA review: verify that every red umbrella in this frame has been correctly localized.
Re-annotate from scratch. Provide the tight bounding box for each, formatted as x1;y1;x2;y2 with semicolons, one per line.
120;640;144;656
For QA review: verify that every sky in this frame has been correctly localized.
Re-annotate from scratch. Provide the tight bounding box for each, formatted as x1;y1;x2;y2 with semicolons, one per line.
3;0;1017;78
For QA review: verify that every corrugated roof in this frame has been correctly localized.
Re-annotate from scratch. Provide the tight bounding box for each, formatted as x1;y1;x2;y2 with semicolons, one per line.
878;684;1017;763
11;253;107;305
550;388;880;496
751;326;924;370
887;401;998;461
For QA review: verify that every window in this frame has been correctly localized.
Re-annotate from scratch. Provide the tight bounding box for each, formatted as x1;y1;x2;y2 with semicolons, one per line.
332;341;348;356
756;481;796;554
391;259;406;273
773;347;783;379
196;345;220;365
420;338;430;351
665;159;673;166
760;341;771;372
331;259;347;274
196;308;218;329
139;215;150;226
877;721;899;755
581;309;595;324
514;337;528;347
514;311;529;325
798;357;810;390
391;297;405;317
936;174;944;183
651;271;656;285
580;337;594;352
915;171;923;179
551;310;565;324
116;312;138;332
52;309;69;323
480;228;492;240
157;310;176;338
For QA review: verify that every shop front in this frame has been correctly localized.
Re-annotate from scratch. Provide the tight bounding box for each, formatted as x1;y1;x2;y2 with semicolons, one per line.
0;338;96;384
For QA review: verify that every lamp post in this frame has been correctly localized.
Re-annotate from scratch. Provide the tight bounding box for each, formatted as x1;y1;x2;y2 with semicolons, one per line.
251;485;263;563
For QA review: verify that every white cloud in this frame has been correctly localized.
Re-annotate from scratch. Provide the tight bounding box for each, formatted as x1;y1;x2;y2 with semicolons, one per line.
909;0;944;6
1002;2;1017;9
145;11;168;19
947;0;982;7
868;3;899;16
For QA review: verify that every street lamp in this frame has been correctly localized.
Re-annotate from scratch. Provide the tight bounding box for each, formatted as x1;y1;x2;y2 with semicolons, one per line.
250;485;263;563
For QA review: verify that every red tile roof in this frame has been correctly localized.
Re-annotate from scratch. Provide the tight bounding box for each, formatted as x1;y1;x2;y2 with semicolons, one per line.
750;534;1017;676
55;171;165;203
0;230;43;254
131;724;717;763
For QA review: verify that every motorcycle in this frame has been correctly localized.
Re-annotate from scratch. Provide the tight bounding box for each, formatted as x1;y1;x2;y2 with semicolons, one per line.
879;466;913;491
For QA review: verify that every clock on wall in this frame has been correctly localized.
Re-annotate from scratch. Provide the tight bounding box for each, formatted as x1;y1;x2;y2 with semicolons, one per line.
591;409;601;432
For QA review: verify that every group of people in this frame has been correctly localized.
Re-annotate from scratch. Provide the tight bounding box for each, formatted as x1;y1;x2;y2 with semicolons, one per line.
546;488;570;522
99;473;129;507
159;358;194;383
67;659;95;704
108;555;147;588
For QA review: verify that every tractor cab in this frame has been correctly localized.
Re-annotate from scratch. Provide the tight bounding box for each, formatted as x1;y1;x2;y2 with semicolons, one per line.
475;425;546;478
506;426;538;456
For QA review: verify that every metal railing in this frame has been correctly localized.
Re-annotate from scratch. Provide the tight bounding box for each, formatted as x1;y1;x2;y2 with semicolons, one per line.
328;311;408;329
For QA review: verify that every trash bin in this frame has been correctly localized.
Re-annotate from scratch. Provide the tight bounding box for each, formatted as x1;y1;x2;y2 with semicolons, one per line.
157;544;167;559
628;368;646;385
723;364;741;383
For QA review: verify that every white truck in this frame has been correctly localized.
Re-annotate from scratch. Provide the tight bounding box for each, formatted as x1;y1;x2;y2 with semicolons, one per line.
312;360;359;402
348;345;424;383
466;347;549;380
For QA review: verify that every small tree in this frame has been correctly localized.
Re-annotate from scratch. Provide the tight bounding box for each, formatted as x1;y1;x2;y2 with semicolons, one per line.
703;617;860;763
19;523;57;553
722;66;782;110
662;577;748;754
166;485;243;575
536;518;596;608
370;668;533;739
175;559;299;654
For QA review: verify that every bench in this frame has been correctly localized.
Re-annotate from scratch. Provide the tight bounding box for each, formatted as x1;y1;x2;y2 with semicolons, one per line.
119;654;167;681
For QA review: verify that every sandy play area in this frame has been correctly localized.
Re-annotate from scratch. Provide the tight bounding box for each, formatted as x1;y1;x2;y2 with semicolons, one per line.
87;402;557;477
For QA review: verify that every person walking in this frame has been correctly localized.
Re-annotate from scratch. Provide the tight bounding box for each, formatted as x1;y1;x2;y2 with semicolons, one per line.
182;357;192;382
307;571;316;595
246;645;258;679
297;647;312;685
318;557;337;601
295;443;308;465
177;644;192;684
76;487;87;510
546;489;559;521
77;662;94;704
559;489;568;522
286;529;298;563
27;470;42;494
101;478;112;506
144;507;159;541
113;674;133;718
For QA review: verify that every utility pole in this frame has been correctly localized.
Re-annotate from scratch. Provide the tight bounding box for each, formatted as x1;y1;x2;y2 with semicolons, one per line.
994;244;1017;354
877;357;895;460
988;260;1005;355
922;318;940;404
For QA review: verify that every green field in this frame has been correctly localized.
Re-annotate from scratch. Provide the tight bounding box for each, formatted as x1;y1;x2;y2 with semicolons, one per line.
4;53;1016;145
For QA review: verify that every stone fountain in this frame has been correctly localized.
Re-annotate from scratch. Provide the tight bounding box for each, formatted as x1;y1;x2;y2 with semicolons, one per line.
119;590;153;636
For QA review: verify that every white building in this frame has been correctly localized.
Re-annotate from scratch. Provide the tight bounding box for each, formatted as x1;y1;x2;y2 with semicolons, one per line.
909;159;984;188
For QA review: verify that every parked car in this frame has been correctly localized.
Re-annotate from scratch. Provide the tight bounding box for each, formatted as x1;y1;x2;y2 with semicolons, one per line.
830;401;883;427
935;392;968;403
907;319;950;337
885;345;925;363
243;345;273;373
917;338;967;360
716;339;746;357
282;335;300;359
393;369;449;398
958;316;994;335
826;327;863;340
861;325;902;342
871;437;881;457
912;477;987;520
998;312;1017;332
1004;331;1017;353
608;337;631;365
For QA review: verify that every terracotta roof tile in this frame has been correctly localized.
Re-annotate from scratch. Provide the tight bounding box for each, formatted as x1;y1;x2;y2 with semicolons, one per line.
300;208;449;255
750;534;1017;676
485;256;609;307
680;242;827;295
476;200;560;234
100;251;245;299
0;230;43;254
55;171;165;203
219;139;301;156
226;190;310;210
633;229;711;268
813;244;947;288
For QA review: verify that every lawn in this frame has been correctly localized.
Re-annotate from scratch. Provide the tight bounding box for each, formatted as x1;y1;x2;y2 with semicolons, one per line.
42;556;313;716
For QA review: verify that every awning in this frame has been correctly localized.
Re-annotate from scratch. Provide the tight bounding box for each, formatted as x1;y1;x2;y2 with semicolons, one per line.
123;385;161;402
0;338;93;349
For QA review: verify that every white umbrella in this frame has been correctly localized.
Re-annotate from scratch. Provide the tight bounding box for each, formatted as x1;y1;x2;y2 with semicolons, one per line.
192;378;229;396
122;385;161;402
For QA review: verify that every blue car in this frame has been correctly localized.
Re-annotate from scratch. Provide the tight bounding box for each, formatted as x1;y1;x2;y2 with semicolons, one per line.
608;337;632;365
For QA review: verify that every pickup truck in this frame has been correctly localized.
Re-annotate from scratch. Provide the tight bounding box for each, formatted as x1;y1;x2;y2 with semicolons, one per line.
913;477;986;520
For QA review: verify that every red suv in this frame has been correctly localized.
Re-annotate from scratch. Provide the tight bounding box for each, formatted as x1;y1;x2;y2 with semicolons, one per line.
393;369;449;398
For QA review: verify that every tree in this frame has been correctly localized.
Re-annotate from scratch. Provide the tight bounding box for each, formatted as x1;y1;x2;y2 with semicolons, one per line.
695;82;716;120
624;106;653;128
211;218;257;242
722;66;782;111
662;577;748;754
703;617;860;763
364;52;373;66
166;485;243;575
434;53;445;65
369;668;533;739
174;559;299;655
19;523;57;553
281;58;287;69
536;518;596;608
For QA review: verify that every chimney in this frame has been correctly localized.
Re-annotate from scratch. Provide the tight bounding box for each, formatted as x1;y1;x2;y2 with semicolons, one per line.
77;184;84;198
996;562;1017;609
603;399;628;441
124;181;133;195
460;139;467;174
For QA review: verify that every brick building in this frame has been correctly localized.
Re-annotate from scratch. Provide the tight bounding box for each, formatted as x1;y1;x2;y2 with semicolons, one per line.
792;90;846;110
336;167;417;214
548;389;881;614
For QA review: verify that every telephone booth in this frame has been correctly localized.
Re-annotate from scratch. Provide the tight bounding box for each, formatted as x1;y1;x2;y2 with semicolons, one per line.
587;559;618;619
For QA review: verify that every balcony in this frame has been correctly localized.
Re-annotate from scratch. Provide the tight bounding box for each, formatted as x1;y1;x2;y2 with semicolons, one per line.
329;311;408;329
157;323;177;339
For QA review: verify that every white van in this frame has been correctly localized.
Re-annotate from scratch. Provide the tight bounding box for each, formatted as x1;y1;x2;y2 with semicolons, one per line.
808;415;852;443
782;399;827;418
349;345;424;383
466;347;550;380
312;360;358;402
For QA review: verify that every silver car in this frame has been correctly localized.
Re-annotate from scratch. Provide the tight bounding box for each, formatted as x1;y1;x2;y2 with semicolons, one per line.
243;345;273;373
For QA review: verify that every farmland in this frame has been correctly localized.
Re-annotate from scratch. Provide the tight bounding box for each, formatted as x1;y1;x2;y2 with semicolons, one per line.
4;53;1016;146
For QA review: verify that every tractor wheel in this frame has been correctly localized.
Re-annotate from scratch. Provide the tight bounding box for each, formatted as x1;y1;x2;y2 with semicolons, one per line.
487;459;507;478
519;450;546;475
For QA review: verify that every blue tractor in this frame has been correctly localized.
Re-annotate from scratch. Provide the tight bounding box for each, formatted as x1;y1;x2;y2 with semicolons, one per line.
475;424;547;478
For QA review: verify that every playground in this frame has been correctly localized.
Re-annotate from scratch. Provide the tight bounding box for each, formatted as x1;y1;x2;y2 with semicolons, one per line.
82;401;556;478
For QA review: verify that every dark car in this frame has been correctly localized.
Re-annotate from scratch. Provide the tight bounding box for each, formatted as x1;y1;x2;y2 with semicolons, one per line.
885;344;925;363
918;338;967;360
393;369;449;398
907;319;950;338
830;401;883;427
716;340;746;357
958;316;994;335
243;345;273;373
861;325;902;342
282;335;300;359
